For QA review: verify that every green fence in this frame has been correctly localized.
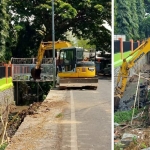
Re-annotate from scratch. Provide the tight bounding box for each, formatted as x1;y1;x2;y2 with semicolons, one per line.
114;51;133;67
0;65;13;91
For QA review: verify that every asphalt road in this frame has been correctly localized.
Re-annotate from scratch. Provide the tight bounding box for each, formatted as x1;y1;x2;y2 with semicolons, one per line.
59;76;112;150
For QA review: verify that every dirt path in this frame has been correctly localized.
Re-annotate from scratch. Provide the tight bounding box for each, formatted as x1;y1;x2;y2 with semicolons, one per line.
6;90;68;150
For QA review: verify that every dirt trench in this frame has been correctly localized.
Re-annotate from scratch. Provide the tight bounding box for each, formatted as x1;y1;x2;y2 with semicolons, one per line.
2;93;68;150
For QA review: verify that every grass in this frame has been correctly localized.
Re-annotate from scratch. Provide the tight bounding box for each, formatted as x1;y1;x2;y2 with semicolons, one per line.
0;142;8;150
114;108;140;124
56;113;63;118
114;142;124;150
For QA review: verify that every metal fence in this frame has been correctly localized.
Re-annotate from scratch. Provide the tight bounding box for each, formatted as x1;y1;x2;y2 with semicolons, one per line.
114;40;140;54
11;58;53;64
0;66;5;79
11;58;54;81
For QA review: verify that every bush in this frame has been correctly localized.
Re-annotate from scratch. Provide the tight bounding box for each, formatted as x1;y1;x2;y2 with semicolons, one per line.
114;108;140;123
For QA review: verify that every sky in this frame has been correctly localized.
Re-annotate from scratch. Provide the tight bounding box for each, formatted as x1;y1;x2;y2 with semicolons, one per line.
103;21;111;31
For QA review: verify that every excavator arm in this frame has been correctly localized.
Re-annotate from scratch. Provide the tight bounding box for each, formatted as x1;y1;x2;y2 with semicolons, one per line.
31;41;72;80
114;38;150;110
36;41;72;68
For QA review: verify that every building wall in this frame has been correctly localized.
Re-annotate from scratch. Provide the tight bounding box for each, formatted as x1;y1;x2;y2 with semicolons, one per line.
114;35;126;41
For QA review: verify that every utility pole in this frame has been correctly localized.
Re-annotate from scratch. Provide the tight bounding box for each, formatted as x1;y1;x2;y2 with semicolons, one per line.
52;0;56;87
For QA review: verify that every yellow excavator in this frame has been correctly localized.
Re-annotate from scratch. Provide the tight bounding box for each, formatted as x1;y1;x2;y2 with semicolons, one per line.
114;38;150;110
31;41;98;89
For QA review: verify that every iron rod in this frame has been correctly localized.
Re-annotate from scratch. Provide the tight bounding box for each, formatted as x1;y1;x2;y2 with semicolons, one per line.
52;0;56;87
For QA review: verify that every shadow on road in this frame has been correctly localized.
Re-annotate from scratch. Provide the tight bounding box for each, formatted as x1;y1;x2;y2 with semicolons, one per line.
64;100;110;116
98;75;111;81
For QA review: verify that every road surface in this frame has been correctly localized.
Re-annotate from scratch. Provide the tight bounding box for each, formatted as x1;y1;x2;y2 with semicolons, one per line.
5;76;111;150
59;76;111;150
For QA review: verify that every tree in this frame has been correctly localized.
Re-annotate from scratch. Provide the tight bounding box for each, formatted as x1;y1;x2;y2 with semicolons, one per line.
115;0;147;41
0;0;10;61
141;16;150;39
8;0;111;57
114;0;118;34
136;0;145;39
129;0;139;40
115;0;134;40
144;0;150;13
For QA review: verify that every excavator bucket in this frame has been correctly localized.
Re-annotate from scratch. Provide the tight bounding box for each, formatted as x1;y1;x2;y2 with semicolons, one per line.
31;68;41;80
59;77;98;89
114;95;121;111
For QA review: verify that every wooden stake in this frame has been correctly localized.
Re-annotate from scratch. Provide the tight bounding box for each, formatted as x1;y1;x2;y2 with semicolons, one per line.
0;99;10;145
131;72;141;125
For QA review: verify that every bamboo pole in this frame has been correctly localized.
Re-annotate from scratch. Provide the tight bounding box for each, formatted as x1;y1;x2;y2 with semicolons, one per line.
131;72;141;125
0;98;9;146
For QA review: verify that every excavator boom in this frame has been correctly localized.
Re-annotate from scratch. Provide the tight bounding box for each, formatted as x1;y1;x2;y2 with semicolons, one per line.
31;41;72;80
37;41;72;67
114;38;150;110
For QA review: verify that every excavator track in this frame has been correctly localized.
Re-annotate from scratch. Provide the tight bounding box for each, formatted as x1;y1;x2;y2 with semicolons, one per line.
59;77;98;90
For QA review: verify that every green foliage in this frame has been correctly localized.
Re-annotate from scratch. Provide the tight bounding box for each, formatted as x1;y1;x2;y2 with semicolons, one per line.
56;113;63;118
140;142;147;149
144;0;150;13
77;38;96;50
43;94;47;100
114;109;139;123
141;16;150;39
17;81;52;105
129;0;139;40
132;136;137;144
0;0;10;61
114;142;124;150
0;142;8;150
115;1;134;40
114;0;118;34
136;0;145;40
115;0;145;40
66;31;96;50
8;0;111;57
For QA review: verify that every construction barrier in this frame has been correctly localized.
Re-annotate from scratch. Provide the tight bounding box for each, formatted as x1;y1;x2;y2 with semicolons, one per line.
11;58;54;81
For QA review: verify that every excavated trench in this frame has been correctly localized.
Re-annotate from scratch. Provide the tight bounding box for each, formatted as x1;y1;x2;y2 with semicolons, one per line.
119;81;149;111
114;69;150;149
6;102;42;139
0;81;51;143
116;66;150;112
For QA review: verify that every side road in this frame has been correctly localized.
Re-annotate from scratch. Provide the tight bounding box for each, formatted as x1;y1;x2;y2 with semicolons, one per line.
6;90;68;150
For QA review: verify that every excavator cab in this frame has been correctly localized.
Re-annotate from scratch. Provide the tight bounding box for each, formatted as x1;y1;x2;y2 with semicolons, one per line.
58;47;83;73
57;47;98;89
